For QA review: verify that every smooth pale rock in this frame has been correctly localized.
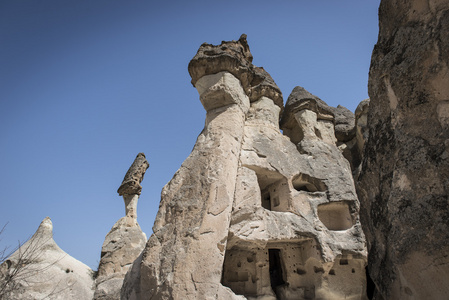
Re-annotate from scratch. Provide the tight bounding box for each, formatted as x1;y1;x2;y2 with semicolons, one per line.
358;1;449;299
0;217;95;299
94;217;146;300
196;71;250;112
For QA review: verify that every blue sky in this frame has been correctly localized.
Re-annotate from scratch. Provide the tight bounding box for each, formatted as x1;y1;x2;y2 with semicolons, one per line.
0;0;380;270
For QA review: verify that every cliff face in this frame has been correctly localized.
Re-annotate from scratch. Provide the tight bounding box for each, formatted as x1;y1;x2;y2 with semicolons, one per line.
121;35;367;300
358;0;449;299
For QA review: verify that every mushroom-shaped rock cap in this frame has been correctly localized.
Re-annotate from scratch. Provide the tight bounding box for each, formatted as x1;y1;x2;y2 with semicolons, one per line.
280;86;334;128
250;66;283;110
188;34;253;90
117;153;149;196
189;34;283;110
355;98;370;119
331;105;355;142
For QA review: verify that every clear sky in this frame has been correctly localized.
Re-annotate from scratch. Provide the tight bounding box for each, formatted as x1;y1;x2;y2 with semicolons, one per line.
0;0;380;270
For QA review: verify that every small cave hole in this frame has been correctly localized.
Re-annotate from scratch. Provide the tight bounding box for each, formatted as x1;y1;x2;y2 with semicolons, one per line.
317;201;354;231
329;269;336;275
262;192;271;210
254;169;284;211
292;174;326;193
297;268;307;275
314;128;322;139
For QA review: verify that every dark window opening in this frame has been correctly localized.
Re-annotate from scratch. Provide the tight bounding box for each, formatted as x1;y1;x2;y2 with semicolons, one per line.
269;249;285;296
292;174;326;193
262;192;271;210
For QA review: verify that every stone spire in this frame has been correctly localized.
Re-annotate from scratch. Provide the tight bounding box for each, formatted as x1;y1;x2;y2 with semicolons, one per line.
94;153;148;300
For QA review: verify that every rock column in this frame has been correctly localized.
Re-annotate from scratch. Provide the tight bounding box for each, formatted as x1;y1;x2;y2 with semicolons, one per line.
94;153;148;300
121;36;253;300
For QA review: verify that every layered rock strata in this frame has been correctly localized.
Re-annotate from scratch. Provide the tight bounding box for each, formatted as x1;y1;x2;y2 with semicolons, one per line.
358;1;449;299
0;217;95;299
122;35;367;300
94;153;149;300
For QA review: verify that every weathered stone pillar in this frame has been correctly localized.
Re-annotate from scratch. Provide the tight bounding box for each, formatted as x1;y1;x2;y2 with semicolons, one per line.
121;36;253;300
94;153;148;300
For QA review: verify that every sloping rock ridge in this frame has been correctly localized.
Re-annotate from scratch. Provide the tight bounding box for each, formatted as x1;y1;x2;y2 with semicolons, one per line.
0;217;95;299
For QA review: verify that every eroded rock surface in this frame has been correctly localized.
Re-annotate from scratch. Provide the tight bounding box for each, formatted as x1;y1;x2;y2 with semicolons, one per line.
117;153;149;197
0;217;95;299
122;36;367;300
358;1;449;299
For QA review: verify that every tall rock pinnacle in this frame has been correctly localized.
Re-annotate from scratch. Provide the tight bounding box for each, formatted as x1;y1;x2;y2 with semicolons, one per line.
94;153;148;300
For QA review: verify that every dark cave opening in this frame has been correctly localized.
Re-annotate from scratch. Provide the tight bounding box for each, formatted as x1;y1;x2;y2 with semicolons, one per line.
366;266;375;299
269;249;285;296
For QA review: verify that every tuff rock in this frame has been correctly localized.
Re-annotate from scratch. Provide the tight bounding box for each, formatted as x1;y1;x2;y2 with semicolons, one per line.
0;217;95;299
3;1;449;298
357;0;449;299
117;153;150;197
121;36;368;300
94;154;148;300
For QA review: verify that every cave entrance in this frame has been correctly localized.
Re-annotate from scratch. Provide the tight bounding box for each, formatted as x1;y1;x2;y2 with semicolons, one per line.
269;249;285;296
255;170;283;211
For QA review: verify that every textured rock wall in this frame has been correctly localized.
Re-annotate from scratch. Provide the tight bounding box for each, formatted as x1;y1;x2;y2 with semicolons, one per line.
358;0;449;299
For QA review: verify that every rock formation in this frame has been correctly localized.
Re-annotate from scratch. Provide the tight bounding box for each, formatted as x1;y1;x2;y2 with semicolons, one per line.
121;35;368;300
357;0;449;299
0;217;95;299
5;1;449;297
94;153;149;300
